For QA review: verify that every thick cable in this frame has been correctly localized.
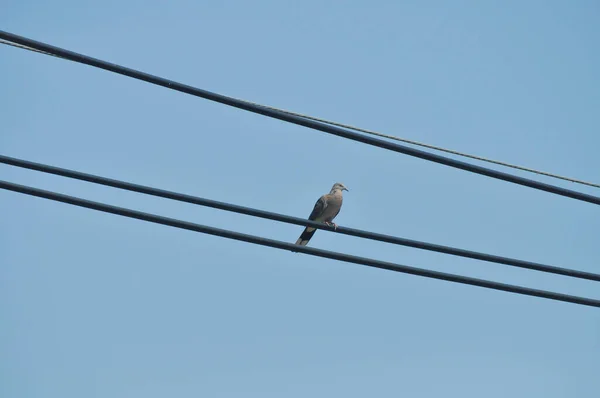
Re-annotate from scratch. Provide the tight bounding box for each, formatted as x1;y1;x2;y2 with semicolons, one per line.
1;179;599;308
3;35;597;190
1;30;599;205
1;154;598;282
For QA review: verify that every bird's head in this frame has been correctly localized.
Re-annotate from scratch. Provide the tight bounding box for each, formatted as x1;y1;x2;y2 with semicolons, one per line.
331;182;349;193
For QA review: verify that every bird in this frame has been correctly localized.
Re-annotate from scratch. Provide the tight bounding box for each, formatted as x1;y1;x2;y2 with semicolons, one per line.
295;182;349;247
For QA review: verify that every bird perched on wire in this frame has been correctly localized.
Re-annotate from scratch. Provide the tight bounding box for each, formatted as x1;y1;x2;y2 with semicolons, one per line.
295;182;349;247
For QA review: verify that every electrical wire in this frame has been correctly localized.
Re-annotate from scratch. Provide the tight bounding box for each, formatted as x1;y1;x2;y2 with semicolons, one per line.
1;154;598;282
235;98;600;189
0;38;56;57
3;34;597;190
1;30;599;206
1;179;598;308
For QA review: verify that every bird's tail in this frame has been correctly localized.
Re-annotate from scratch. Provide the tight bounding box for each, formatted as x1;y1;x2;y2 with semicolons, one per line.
295;227;317;247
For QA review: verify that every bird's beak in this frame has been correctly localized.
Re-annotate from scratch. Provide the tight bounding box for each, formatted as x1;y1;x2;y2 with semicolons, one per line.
343;187;349;192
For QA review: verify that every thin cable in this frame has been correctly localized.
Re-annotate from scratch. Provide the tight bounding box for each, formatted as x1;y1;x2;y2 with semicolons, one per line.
2;154;598;282
1;179;598;308
1;31;599;206
238;99;600;189
3;37;596;189
0;38;56;57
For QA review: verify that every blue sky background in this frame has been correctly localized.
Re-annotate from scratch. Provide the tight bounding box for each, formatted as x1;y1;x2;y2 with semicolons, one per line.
1;1;599;397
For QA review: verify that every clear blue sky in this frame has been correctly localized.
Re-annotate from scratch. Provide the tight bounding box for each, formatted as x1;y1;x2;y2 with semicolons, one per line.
2;1;599;397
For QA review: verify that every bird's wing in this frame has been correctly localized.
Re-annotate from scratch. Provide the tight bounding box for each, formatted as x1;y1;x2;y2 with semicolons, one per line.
294;195;328;247
329;202;342;221
308;195;328;221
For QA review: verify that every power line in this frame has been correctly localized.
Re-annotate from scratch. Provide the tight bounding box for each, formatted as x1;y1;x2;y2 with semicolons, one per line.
1;179;598;308
4;36;597;190
1;30;599;206
238;98;600;189
1;154;598;282
0;38;56;57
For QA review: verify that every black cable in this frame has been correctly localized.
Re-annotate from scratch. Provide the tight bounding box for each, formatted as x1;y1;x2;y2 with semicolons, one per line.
1;30;599;206
1;179;598;308
1;154;598;282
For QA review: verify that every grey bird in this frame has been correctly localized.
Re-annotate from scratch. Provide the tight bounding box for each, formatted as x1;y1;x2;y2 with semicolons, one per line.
295;182;349;247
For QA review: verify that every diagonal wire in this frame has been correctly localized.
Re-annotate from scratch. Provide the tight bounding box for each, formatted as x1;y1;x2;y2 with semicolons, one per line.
1;30;599;206
1;154;598;282
236;99;600;189
0;38;57;58
2;32;598;190
1;179;599;308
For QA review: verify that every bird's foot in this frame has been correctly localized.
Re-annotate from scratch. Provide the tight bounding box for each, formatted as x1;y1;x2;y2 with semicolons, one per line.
325;221;338;230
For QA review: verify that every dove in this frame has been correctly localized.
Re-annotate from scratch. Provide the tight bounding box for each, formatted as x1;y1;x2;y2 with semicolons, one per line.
295;182;348;247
